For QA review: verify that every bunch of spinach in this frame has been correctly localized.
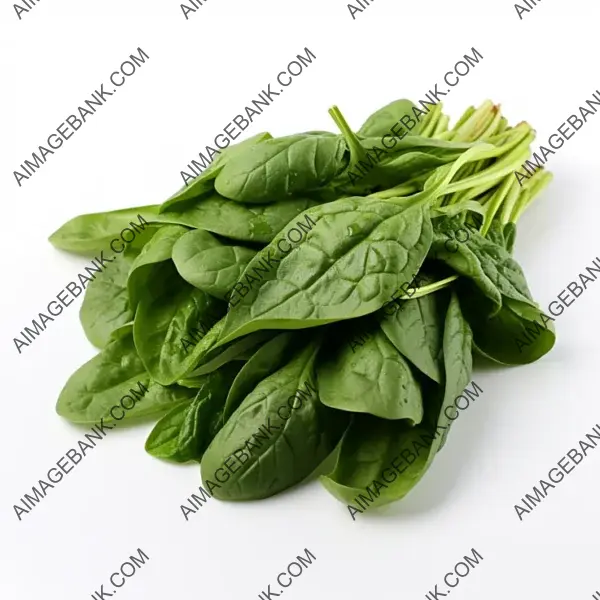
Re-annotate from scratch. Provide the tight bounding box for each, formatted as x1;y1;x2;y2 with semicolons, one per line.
49;98;555;512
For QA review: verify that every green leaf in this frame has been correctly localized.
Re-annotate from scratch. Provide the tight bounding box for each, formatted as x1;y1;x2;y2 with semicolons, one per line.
320;415;434;511
461;288;555;365
429;216;533;313
363;151;449;189
187;328;274;377
133;267;226;385
144;402;191;460
378;288;444;384
49;206;161;256
200;335;349;500
159;193;320;244
223;332;297;422
317;324;423;422
504;222;517;254
172;229;257;300
215;134;347;204
80;250;137;349
127;225;189;310
218;198;432;345
426;291;473;457
320;291;472;510
159;133;273;213
56;326;196;425
145;363;242;462
358;99;425;137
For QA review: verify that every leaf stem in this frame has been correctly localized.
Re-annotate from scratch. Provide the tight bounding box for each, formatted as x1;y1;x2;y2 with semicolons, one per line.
399;275;459;300
328;105;366;163
480;175;516;235
509;170;553;223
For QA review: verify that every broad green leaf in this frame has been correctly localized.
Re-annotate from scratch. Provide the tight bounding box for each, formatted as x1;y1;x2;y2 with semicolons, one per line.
218;198;433;345
172;229;257;300
364;152;449;189
429;216;533;313
223;332;296;422
320;292;472;510
159;194;320;244
318;325;423;422
358;99;425;137
80;251;137;349
79;235;161;349
144;402;191;460
426;291;473;457
215;134;347;204
200;336;348;500
127;225;189;310
56;326;195;425
159;133;273;213
461;288;555;365
379;288;444;384
49;206;161;256
145;363;242;462
187;329;274;377
320;415;434;512
133;267;226;385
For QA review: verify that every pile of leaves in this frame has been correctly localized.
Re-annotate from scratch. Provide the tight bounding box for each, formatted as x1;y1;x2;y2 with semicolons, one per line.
50;99;555;511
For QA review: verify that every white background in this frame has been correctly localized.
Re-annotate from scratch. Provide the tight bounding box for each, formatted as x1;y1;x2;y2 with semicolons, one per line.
2;0;599;598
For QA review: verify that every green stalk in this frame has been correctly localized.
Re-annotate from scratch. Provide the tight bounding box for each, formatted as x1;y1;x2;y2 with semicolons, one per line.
420;103;444;137
479;107;504;140
499;175;522;225
328;105;366;163
398;275;459;300
452;105;476;132
373;143;496;209
480;175;516;235
495;116;509;136
432;114;450;137
475;187;497;206
451;101;496;142
442;130;534;195
446;157;509;205
509;170;553;223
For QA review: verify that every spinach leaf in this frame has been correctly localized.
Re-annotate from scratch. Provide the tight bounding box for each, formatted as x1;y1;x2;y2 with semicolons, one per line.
504;222;517;254
159;133;273;213
222;332;297;422
378;287;444;384
425;291;473;457
56;326;196;425
133;266;226;385
159;194;320;244
358;99;424;137
320;415;434;511
172;229;257;300
317;325;423;422
145;363;242;462
127;226;188;300
187;329;274;377
200;335;349;500
484;220;507;249
127;225;189;310
144;401;190;459
218;198;432;345
364;151;449;189
49;206;161;256
461;287;555;364
320;291;472;510
80;250;137;349
215;134;348;203
429;216;533;313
